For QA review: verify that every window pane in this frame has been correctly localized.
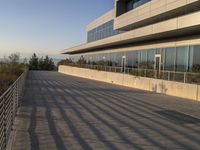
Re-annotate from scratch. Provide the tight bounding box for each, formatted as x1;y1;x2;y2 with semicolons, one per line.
87;20;125;43
111;52;117;66
133;51;139;68
106;53;111;66
147;49;156;69
189;45;200;72
139;50;147;68
126;51;134;68
88;55;92;64
164;47;175;71
127;1;134;11
116;52;123;67
176;46;189;72
93;54;97;65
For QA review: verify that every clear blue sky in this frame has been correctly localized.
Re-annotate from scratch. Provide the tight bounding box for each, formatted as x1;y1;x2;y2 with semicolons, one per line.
0;0;114;58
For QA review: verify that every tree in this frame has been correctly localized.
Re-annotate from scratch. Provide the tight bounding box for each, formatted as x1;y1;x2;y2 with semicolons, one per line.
38;57;44;70
9;53;20;64
77;56;86;65
43;56;49;70
6;53;24;76
29;53;39;70
0;53;25;95
28;53;55;71
42;56;54;70
57;58;72;66
48;58;55;70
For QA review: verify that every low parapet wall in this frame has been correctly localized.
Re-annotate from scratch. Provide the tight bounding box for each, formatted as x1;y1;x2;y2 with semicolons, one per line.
58;65;200;101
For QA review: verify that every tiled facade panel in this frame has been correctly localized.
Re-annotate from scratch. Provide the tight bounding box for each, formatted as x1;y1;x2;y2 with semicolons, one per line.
114;0;199;30
63;0;200;56
63;11;200;54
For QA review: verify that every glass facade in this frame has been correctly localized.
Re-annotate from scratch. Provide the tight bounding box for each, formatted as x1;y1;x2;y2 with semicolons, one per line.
176;46;189;72
164;47;176;71
189;45;200;72
70;45;200;73
127;0;151;11
87;20;125;43
117;0;151;16
147;49;155;69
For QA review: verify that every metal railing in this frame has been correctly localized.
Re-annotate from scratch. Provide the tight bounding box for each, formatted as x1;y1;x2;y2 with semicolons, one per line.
67;64;200;85
0;69;28;150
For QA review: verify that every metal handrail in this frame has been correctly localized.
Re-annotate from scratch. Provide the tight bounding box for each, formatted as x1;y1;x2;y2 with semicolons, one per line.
65;64;200;84
0;69;28;150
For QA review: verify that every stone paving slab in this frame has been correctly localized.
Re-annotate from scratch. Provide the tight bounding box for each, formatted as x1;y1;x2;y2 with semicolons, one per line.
12;71;200;150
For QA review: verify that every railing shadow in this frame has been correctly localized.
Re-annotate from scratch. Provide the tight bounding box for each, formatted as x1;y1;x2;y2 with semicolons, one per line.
12;71;200;150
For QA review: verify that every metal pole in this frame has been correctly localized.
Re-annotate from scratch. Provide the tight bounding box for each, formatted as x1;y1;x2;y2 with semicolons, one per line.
184;72;186;83
168;71;170;81
3;97;6;150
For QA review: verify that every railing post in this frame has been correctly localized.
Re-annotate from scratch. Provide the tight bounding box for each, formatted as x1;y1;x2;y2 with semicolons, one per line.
12;85;15;125
3;97;6;150
184;72;187;83
168;71;170;81
145;69;147;77
156;70;158;79
16;81;19;108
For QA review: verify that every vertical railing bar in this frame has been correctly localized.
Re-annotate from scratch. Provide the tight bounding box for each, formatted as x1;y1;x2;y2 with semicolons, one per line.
0;69;28;150
184;72;186;83
3;96;6;150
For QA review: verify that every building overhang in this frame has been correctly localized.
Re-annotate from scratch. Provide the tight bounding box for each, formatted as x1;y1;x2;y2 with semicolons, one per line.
62;11;200;55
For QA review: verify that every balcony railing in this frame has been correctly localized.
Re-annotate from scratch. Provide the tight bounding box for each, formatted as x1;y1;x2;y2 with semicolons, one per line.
67;64;200;85
0;69;28;150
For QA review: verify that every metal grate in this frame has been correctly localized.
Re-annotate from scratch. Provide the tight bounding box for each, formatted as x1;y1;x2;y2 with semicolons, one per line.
155;110;200;124
0;69;28;150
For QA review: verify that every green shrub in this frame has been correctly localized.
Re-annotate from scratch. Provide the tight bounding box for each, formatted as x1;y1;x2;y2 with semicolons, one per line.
0;53;26;95
0;74;17;95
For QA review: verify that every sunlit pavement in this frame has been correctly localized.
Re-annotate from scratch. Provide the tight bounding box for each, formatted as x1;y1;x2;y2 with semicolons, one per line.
12;71;200;150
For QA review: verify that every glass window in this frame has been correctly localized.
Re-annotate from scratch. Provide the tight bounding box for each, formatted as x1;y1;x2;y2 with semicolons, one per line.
88;55;93;65
122;0;151;15
105;53;111;66
84;55;88;64
133;51;139;68
111;52;117;66
92;54;97;65
126;51;134;68
87;20;125;43
134;0;151;9
189;45;200;72
70;44;200;74
141;50;147;62
176;46;189;72
147;49;155;69
127;1;134;11
164;47;176;71
116;52;124;67
139;50;147;68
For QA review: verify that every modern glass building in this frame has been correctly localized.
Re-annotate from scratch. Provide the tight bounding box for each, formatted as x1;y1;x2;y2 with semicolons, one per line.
62;0;200;76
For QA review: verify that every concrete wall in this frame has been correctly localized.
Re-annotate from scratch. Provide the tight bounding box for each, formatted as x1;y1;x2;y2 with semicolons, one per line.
59;65;200;101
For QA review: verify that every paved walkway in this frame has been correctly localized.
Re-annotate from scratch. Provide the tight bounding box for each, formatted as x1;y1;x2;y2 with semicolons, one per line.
12;71;200;150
